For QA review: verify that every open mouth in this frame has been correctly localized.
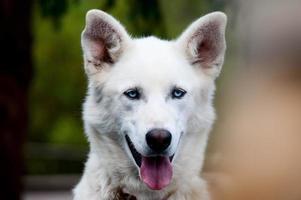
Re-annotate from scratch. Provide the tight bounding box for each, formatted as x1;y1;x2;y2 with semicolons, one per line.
125;135;142;167
125;135;174;190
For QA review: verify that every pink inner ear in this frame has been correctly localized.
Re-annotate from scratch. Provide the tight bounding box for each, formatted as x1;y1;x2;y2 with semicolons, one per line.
194;21;223;67
90;39;105;59
89;39;113;64
84;16;120;64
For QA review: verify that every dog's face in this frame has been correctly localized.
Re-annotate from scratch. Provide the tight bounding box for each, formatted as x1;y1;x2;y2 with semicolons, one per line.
81;10;226;190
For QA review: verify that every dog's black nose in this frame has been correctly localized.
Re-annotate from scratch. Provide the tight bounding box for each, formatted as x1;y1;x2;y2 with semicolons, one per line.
146;129;172;152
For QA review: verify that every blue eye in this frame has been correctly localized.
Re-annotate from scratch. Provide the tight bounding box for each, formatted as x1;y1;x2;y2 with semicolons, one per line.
171;88;186;99
124;88;140;100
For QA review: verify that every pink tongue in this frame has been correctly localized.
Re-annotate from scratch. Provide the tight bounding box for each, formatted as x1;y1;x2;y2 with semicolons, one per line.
140;156;173;190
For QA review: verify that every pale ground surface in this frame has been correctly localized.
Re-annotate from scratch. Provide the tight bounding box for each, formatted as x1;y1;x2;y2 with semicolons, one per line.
23;175;78;200
23;191;72;200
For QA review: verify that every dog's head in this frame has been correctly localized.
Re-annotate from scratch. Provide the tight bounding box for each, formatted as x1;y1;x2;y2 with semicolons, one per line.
81;10;226;190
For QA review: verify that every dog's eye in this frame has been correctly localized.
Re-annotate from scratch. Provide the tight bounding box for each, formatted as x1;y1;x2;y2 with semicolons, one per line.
124;88;140;100
171;88;186;99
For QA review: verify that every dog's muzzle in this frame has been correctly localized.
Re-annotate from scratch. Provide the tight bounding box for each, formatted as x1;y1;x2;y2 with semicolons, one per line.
125;130;174;191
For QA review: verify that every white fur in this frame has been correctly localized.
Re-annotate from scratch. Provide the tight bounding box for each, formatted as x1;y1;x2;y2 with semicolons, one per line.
73;9;226;200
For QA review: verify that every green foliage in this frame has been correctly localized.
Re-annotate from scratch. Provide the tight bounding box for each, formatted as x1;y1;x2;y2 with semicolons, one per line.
38;0;69;28
98;0;166;38
30;1;91;145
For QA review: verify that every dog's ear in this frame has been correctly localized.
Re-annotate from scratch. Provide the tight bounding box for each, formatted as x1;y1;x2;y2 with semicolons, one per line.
81;9;131;75
177;12;227;78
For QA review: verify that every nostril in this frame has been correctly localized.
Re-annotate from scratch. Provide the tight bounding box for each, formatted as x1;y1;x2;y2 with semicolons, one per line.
146;129;172;153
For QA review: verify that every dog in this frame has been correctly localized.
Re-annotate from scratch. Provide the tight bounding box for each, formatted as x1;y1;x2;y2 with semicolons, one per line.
73;9;226;200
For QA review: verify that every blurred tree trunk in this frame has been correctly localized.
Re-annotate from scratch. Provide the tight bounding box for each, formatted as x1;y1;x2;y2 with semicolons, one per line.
0;0;32;199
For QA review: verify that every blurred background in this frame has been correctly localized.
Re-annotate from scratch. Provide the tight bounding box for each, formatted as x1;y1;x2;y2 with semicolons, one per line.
0;0;300;199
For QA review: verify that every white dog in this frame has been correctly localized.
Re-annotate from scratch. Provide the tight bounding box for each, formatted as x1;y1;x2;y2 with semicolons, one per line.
73;9;226;200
